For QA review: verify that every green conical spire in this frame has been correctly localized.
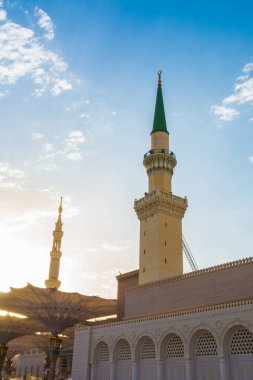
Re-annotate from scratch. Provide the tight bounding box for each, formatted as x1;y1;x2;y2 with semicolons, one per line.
151;70;169;135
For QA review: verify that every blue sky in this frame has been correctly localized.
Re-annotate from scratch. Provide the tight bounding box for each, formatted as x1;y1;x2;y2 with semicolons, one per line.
0;0;253;298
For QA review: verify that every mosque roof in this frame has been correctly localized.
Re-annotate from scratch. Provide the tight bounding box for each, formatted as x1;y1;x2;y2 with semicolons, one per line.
0;283;116;336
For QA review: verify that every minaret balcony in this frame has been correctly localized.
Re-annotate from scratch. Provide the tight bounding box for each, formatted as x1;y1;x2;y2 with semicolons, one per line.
143;149;177;173
134;189;188;220
144;148;176;158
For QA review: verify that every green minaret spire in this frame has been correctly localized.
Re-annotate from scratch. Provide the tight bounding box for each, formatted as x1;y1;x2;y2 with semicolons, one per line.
151;70;169;135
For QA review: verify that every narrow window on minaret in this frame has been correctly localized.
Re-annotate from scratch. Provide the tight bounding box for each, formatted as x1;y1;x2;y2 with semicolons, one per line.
144;249;146;254
165;259;167;264
165;241;167;246
144;231;146;236
143;267;145;272
165;222;167;227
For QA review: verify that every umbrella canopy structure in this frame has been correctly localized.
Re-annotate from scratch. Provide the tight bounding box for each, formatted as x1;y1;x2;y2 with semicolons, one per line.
8;329;74;356
0;315;44;345
0;284;116;336
0;315;44;374
3;332;74;378
0;200;117;379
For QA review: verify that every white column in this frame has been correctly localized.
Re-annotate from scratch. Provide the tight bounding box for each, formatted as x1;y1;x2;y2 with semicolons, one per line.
219;357;227;380
90;364;95;380
110;362;115;380
157;360;163;380
186;358;192;380
132;361;137;380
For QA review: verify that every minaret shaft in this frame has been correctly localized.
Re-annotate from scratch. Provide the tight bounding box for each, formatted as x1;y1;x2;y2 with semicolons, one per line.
45;198;63;289
135;73;187;285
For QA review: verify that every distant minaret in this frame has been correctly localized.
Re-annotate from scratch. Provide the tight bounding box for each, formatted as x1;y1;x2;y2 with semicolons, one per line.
134;72;188;285
45;198;63;289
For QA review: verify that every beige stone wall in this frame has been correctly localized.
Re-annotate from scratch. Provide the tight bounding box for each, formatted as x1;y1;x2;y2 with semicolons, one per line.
148;169;172;192
117;271;139;319
125;259;253;318
139;212;183;285
151;131;169;150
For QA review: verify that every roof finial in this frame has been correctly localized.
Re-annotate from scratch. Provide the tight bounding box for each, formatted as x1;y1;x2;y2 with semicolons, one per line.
157;70;162;86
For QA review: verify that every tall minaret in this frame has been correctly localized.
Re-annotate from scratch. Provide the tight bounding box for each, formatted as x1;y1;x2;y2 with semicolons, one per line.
45;198;63;289
134;72;188;285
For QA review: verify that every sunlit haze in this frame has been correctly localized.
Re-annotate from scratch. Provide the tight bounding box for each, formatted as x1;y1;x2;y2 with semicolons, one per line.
0;0;253;299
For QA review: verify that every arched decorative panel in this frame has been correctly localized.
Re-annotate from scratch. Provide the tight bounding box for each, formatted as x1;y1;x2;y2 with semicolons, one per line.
163;334;185;380
229;328;253;355
193;330;219;380
97;342;110;361
94;342;110;380
117;340;131;361
227;327;253;380
140;337;156;360
115;339;132;380
138;337;157;380
166;334;184;358
195;331;218;357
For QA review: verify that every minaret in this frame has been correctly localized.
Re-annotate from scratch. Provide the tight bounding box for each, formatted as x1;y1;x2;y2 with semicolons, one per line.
134;72;188;285
45;198;63;289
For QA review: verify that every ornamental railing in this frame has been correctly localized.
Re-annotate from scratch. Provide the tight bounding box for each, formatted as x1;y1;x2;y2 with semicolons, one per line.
134;189;187;207
144;149;176;158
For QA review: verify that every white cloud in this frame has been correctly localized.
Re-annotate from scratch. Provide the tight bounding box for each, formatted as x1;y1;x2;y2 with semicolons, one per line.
35;7;54;41
0;9;6;21
0;191;79;233
0;209;55;231
0;161;26;190
51;79;72;96
249;156;253;162
31;132;44;140
104;125;113;132
66;99;91;111
101;242;127;252
65;152;82;161
242;63;253;74
79;270;116;280
62;256;82;269
79;268;119;298
44;143;53;152
212;62;253;122
63;131;85;161
0;17;73;96
39;146;59;166
38;131;86;167
211;105;239;121
0;89;8;97
223;78;253;105
79;113;90;119
64;130;85;149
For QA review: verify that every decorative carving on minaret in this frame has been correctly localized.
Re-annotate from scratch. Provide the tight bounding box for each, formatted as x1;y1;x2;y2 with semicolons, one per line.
45;198;63;289
134;189;188;220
